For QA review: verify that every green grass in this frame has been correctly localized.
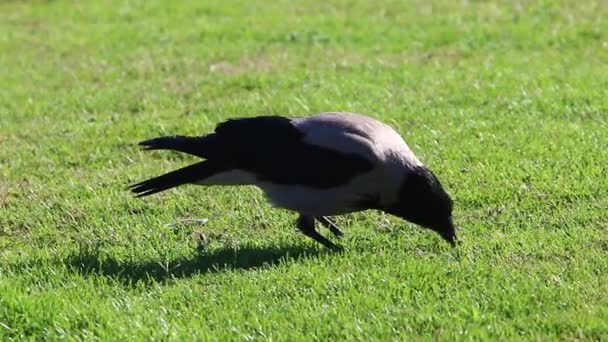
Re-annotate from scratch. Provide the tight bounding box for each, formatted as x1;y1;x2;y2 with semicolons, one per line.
1;0;607;339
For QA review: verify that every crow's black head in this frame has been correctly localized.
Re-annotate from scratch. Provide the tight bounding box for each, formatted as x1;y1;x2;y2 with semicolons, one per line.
385;166;456;245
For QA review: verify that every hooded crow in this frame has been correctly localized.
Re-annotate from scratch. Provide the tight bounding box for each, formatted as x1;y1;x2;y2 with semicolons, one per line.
130;112;456;250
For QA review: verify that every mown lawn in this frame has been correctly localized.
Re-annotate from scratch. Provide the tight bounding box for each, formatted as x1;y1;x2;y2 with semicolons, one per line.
1;0;607;340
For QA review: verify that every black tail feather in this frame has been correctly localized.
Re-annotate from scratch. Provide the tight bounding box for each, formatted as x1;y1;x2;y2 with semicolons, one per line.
138;135;212;158
129;161;224;197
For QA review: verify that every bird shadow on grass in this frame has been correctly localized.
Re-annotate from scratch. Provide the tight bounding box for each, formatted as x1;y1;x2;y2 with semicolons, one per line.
64;244;323;285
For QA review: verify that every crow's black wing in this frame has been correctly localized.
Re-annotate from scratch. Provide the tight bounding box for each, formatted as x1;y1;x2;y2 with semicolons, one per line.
208;116;374;188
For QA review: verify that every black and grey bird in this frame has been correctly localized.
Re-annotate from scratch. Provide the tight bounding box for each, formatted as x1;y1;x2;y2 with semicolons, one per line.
129;112;456;250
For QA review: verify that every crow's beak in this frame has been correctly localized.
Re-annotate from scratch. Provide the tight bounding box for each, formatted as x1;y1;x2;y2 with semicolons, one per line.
439;217;457;246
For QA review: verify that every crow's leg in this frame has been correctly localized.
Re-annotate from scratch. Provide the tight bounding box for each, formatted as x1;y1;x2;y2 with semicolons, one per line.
296;214;343;251
315;216;344;238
